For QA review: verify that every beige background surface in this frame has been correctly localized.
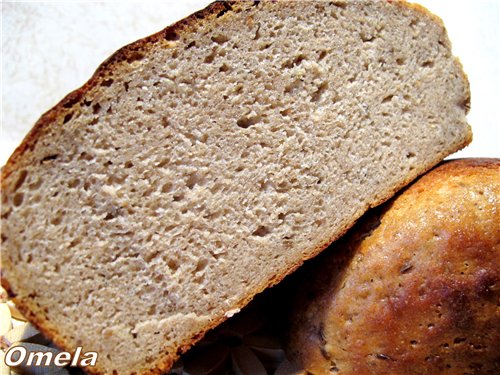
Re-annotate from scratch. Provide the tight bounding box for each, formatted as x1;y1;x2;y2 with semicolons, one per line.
2;0;499;166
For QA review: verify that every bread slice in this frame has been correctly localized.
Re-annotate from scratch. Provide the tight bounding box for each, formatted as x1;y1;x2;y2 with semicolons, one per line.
287;159;500;374
1;1;470;374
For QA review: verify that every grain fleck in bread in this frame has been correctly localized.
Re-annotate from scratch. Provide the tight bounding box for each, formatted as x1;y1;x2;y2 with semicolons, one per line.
288;159;500;374
1;1;471;374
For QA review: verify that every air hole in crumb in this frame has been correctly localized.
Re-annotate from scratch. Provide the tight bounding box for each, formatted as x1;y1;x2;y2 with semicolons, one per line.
41;154;59;163
165;30;179;41
185;41;196;49
382;95;394;104
282;54;307;69
259;42;272;51
361;33;375;42
14;170;28;191
62;95;80;108
280;108;292;117
422;60;434;68
104;212;116;221
124;161;134;168
204;49;217;64
396;58;405;65
79;152;94;161
211;34;229;44
173;194;184;202
68;239;81;248
63;112;73;124
68;179;80;188
101;79;114;87
347;75;357;83
92;103;101;114
195;258;208;273
186;172;205;189
127;51;145;63
406;152;416;158
454;337;466;344
13;193;24;207
260;180;275;192
162;182;173;193
253;25;261;40
237;115;261;129
29;178;43;191
311;82;328;102
293;54;306;66
167;259;179;272
51;216;62;225
216;3;232;18
147;305;156;315
219;63;231;73
252;226;270;237
318;50;328;60
330;1;347;9
284;80;302;94
161;117;170;128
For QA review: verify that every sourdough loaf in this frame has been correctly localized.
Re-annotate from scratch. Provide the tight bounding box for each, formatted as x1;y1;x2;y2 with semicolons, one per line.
1;1;470;374
288;159;500;374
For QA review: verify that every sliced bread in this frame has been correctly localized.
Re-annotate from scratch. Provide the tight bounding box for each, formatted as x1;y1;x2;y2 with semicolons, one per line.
1;1;470;374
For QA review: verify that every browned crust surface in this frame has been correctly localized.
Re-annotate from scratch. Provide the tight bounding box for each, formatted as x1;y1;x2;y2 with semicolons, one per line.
288;158;500;374
1;1;471;374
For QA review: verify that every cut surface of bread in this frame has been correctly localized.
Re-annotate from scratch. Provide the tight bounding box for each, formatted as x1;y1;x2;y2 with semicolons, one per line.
1;1;470;374
287;159;500;374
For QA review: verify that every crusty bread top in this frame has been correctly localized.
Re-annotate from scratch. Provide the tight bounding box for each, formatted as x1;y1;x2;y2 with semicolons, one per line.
288;158;500;374
1;1;470;374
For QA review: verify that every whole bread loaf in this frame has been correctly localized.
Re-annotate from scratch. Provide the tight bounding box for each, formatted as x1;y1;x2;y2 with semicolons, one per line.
288;159;500;374
1;1;470;374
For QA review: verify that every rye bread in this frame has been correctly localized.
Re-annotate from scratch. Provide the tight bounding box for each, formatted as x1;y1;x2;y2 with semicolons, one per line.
1;1;470;373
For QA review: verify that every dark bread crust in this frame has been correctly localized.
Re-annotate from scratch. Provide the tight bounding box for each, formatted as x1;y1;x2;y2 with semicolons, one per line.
288;159;500;374
1;1;471;374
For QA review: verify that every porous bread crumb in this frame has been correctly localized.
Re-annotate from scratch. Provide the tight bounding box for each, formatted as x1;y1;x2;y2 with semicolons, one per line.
1;1;470;374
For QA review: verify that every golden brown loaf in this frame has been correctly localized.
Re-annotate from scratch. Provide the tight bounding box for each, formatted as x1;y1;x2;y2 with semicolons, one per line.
288;159;500;374
1;1;470;374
